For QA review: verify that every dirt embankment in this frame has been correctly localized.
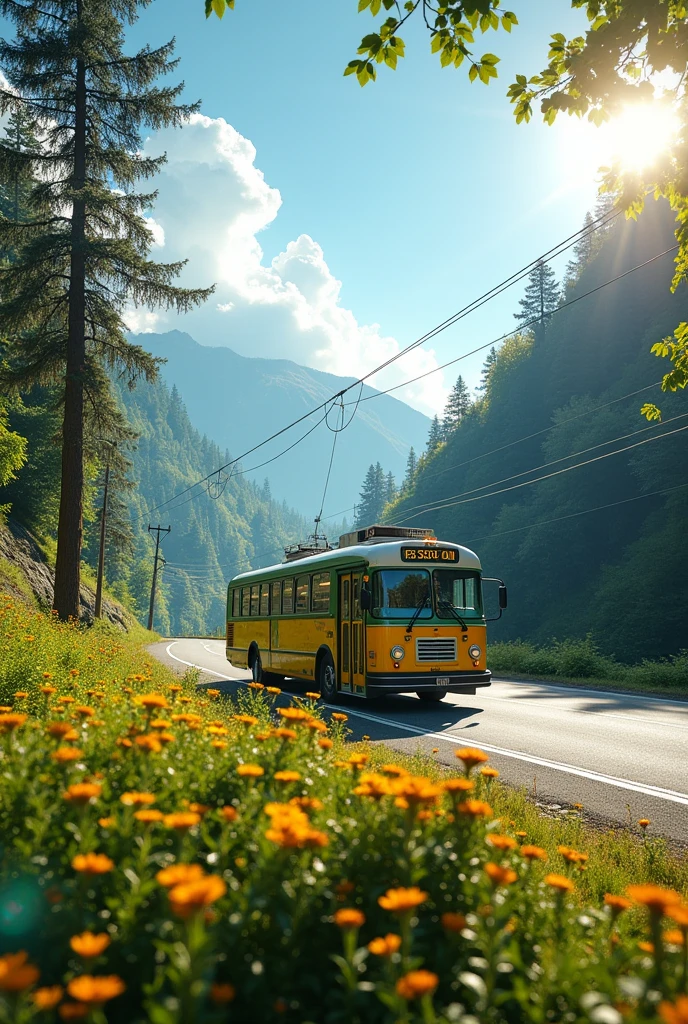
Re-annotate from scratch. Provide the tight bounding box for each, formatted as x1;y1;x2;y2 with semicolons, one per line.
0;518;132;630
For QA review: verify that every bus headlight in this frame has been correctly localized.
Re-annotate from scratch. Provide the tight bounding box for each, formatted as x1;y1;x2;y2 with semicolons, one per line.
390;646;405;661
468;644;481;660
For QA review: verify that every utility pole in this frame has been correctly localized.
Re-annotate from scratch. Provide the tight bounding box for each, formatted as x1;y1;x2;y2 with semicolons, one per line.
94;440;116;620
147;524;170;632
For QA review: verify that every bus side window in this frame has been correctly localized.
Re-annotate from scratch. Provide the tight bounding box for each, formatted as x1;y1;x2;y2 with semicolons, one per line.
311;572;330;613
241;587;250;617
282;579;294;615
295;575;310;613
232;589;240;618
259;583;270;616
271;580;282;615
250;584;260;617
353;576;361;618
342;578;350;619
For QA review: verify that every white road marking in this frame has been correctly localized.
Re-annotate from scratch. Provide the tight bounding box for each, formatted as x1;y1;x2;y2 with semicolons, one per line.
477;693;688;730
162;643;688;807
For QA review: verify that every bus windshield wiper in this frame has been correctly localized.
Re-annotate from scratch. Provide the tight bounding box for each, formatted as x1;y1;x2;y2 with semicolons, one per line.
406;595;430;633
437;598;468;634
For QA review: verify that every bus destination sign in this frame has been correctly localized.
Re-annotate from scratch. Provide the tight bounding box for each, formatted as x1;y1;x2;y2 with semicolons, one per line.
401;546;458;563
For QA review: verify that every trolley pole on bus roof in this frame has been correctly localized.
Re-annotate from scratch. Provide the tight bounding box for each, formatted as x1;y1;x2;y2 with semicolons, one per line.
147;524;170;632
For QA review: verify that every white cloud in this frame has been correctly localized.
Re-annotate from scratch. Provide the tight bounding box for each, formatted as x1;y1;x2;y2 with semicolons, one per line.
137;114;445;415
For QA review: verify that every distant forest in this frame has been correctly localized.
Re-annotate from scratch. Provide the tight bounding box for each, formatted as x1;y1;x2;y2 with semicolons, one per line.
381;199;688;663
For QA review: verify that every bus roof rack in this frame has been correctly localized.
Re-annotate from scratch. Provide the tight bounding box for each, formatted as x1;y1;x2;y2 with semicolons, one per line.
338;525;436;548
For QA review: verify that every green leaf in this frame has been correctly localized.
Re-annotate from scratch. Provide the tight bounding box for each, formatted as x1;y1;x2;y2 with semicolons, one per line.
468;63;478;82
640;403;662;422
480;52;500;65
211;0;225;18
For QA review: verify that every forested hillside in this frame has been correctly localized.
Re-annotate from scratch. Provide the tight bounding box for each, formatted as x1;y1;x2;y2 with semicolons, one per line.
385;200;688;663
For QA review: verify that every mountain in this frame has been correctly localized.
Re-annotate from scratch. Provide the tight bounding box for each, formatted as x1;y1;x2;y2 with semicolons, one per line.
127;331;430;522
385;200;688;662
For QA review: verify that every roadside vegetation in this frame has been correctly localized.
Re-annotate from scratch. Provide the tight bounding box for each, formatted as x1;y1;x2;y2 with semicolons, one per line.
488;636;688;697
1;595;688;1023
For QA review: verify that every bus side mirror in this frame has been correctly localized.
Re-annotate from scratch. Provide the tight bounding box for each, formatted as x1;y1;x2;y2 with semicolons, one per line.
360;587;371;611
499;585;508;610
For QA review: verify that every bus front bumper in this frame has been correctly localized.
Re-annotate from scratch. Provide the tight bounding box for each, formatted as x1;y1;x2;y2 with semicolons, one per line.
365;670;491;696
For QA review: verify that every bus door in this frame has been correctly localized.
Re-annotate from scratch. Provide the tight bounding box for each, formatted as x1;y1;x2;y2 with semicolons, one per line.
339;572;366;696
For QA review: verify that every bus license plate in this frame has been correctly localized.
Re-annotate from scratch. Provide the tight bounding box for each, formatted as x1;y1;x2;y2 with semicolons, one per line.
436;677;450;685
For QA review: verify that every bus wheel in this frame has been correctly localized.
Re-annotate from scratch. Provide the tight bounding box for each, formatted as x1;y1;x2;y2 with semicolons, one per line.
416;689;448;702
318;652;337;702
250;649;263;683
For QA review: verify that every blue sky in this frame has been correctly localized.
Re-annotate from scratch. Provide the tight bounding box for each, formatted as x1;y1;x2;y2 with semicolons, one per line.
128;2;605;410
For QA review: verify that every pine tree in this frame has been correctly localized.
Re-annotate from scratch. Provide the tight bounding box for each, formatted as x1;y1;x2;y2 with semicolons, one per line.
478;346;498;392
0;0;213;618
403;446;417;491
0;105;39;234
514;260;560;335
426;415;444;455
563;211;595;292
355;462;386;525
442;374;471;434
385;470;396;506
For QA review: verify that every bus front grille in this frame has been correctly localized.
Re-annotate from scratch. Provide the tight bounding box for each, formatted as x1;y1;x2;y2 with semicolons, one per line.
415;637;457;663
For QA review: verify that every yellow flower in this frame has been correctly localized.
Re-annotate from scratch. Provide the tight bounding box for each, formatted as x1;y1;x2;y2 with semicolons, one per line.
72;852;114;875
305;692;321;700
32;986;63;1009
211;983;236;1004
443;777;474;794
207;725;228;736
120;792;156;807
14;691;28;699
480;766;499;779
150;718;171;730
40;685;57;695
485;862;518;886
156;863;205;887
233;714;259;727
457;799;493;818
207;689;221;698
98;817;115;828
318;737;334;750
70;932;111;958
212;739;227;749
353;773;391;800
278;707;310;723
138;693;169;709
168;875;227;919
333;908;365;929
248;681;264;690
52;746;83;763
66;975;125;1004
63;783;101;804
396;970;439;1001
237;763;264;778
0;951;40;992
638;818;651;829
274;770;301;783
134;809;164;823
378;887;428;913
455;747;489;772
368;933;401;956
74;705;94;717
545;873;575;893
134;734;162;753
266;686;281;695
331;712;348;723
163;812;201;831
275;727;297;741
441;912;467;933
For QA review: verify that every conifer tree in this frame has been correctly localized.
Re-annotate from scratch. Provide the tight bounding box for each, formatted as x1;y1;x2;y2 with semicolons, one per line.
403;446;417;491
0;105;39;232
442;374;471;434
385;470;396;506
426;414;444;455
514;259;560;335
0;0;213;618
355;462;386;525
478;346;498;392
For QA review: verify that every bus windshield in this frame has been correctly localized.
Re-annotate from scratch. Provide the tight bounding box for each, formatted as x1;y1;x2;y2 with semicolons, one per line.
432;569;482;617
372;569;432;619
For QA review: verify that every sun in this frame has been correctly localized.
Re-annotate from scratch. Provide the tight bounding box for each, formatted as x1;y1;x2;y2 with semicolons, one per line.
603;103;680;172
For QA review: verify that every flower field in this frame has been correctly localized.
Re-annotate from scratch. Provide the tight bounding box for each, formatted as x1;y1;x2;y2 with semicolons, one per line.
1;597;687;1023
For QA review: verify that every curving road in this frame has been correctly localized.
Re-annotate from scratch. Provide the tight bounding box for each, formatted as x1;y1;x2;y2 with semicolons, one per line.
150;638;688;844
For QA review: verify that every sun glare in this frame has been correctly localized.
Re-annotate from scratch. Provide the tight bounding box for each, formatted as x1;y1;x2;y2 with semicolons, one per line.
604;104;679;172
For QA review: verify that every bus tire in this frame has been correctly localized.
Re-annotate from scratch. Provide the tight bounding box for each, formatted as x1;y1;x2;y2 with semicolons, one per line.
317;650;337;702
416;689;448;702
249;646;262;683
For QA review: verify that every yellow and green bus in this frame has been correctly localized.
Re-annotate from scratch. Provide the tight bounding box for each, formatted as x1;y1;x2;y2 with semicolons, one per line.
225;525;507;702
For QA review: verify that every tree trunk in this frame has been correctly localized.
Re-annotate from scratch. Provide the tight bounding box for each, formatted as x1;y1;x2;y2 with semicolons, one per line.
53;35;86;621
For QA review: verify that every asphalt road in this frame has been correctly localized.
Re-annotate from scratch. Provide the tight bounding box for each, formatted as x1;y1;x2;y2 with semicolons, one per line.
150;637;688;844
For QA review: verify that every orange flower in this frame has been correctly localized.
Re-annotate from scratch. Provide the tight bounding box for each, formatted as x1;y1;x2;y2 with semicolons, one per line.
233;714;259;727
14;691;28;699
134;809;164;823
53;746;83;763
664;929;685;946
67;975;125;1004
207;689;221;698
638;818;651;829
40;685;57;695
98;817;115;828
330;712;348;723
134;734;162;753
164;812;201;831
353;773;391;800
627;884;682;915
659;997;688;1024
0;713;27;733
274;727;297;741
443;778;474;794
188;802;210;815
207;725;228;737
63;782;101;804
368;933;401;956
392;775;441;805
638;941;655;954
521;845;548;862
120;791;156;806
668;904;688;927
74;706;94;718
334;908;365;929
278;707;310;723
72;853;114;875
59;1002;88;1020
60;696;76;704
156;863;206;887
441;912;467;933
150;718;171;730
32;986;63;1009
545;873;575;893
70;932;111;958
158;732;175;745
318;738;334;750
221;806;238;822
212;740;227;749
237;764;264;778
604;893;632;915
168;684;183;693
274;770;301;783
210;983;236;1004
455;747;489;772
248;681;264;691
480;766;500;779
485;862;518;887
138;693;169;709
290;796;324;811
557;845;588;864
396;970;439;1001
305;692;321;700
266;686;281;695
457;799;493;818
168;875;227;918
378;887;428;913
486;834;517;851
0;951;40;992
